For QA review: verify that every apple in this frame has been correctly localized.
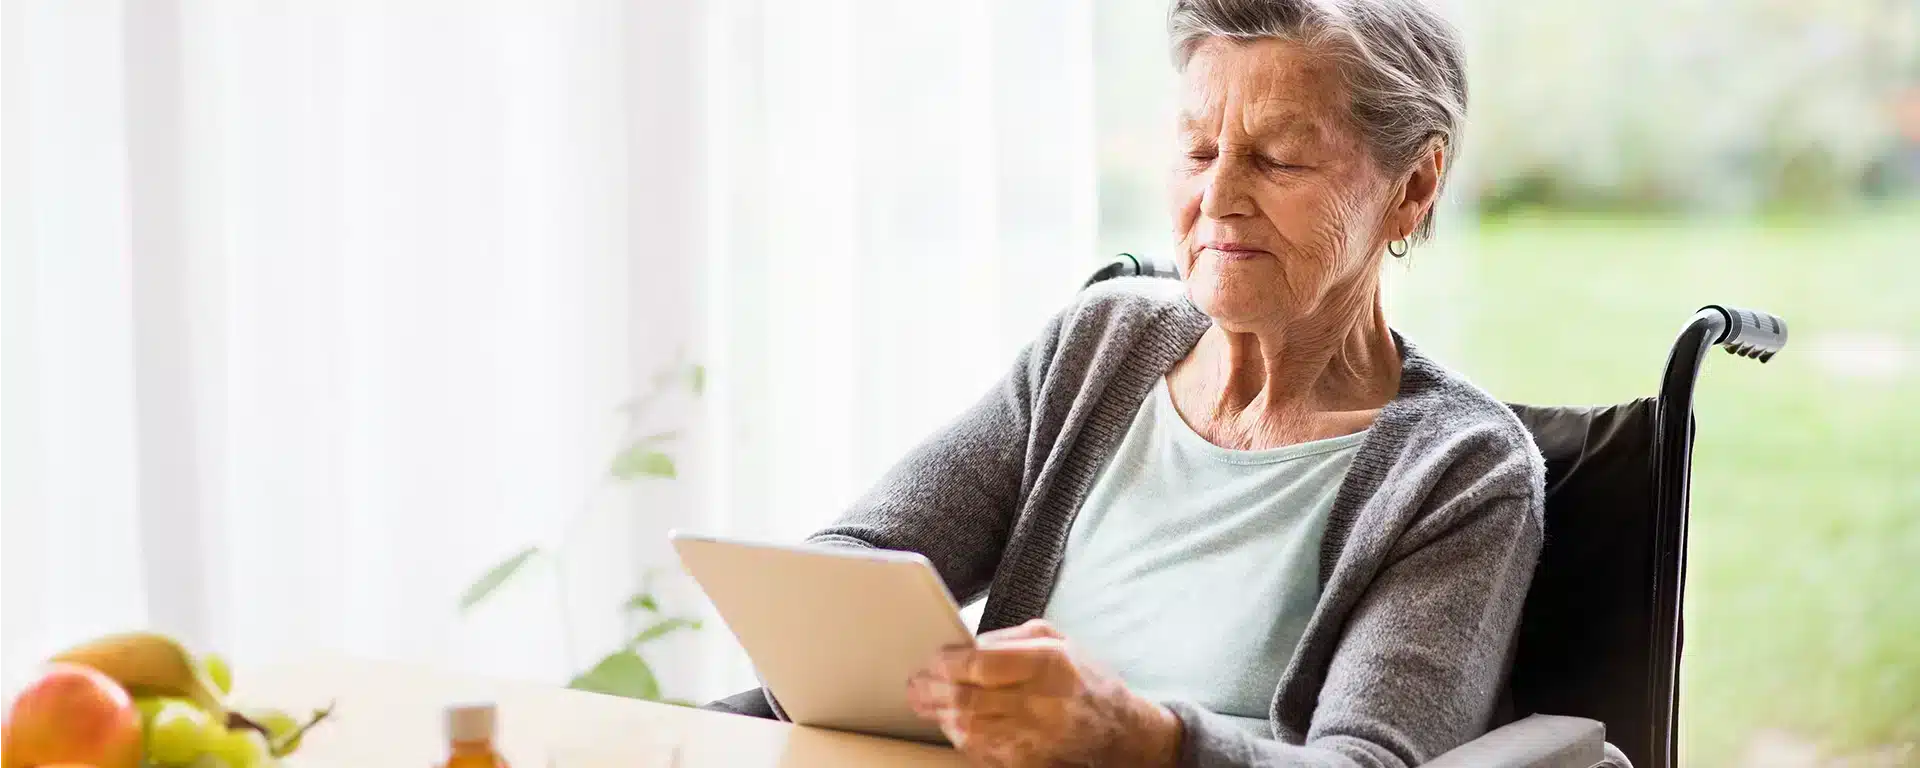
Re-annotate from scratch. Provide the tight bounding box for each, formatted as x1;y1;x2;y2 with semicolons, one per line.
1;663;142;768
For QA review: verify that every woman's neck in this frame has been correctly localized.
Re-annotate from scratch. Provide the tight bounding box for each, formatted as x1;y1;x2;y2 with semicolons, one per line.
1169;283;1401;448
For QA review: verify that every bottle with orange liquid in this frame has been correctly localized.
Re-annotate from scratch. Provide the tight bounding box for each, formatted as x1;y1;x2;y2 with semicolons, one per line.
441;702;509;768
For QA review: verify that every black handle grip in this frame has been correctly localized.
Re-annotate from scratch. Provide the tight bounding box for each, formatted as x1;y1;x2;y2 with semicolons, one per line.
1081;260;1135;288
1083;254;1181;288
1702;305;1788;362
1134;254;1180;280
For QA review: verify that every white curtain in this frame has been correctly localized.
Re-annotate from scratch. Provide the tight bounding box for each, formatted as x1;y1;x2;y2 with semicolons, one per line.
3;0;707;693
696;0;1097;694
4;0;1097;703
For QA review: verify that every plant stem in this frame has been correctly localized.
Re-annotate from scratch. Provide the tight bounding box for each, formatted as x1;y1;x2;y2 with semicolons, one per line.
550;369;687;681
549;476;621;676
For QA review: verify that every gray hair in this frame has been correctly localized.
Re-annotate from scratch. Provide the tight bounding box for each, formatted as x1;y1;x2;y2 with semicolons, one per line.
1169;0;1466;242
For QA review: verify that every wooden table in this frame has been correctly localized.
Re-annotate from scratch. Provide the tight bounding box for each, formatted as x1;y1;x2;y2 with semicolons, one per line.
245;658;965;767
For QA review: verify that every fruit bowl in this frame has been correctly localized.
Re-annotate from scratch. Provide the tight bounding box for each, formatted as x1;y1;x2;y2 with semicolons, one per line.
1;633;334;768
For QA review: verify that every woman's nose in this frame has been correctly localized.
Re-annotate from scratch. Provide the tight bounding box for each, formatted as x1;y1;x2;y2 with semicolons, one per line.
1198;159;1257;220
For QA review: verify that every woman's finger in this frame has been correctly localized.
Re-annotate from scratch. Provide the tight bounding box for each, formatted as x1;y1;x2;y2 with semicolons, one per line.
911;674;1033;725
975;618;1064;644
957;682;1034;721
906;672;940;718
934;639;1071;689
932;700;1017;751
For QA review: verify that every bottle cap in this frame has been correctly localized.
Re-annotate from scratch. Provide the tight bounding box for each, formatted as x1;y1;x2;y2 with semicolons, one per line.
446;702;497;743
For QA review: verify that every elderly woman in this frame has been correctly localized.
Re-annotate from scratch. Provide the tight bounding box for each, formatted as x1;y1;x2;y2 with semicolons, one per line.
714;0;1545;765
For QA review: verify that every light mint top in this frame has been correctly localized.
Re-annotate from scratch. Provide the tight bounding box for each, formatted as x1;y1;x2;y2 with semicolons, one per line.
1042;378;1365;737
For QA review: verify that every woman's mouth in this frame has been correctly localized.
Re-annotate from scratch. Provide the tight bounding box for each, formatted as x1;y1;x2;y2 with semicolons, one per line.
1201;243;1271;261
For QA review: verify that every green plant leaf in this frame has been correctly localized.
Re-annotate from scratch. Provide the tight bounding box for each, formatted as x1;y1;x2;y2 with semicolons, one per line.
609;446;676;480
626;617;701;649
660;698;698;708
624;592;660;613
687;364;706;395
568;650;661;700
635;429;679;445
458;547;542;614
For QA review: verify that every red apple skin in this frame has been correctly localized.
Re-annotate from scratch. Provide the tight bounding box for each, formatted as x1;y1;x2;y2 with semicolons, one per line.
1;663;142;768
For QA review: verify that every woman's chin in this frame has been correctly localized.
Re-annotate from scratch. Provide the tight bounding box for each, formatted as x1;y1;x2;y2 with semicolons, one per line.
1185;277;1285;327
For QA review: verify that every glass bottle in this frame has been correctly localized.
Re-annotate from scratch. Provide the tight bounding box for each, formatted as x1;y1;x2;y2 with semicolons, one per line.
441;702;509;768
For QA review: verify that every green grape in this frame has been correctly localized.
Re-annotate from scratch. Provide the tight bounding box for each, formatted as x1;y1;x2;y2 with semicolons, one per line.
146;699;218;765
208;726;273;768
189;755;237;768
201;652;234;696
134;695;171;723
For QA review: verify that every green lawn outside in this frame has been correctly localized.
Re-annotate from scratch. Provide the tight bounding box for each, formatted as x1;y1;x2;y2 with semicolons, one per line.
1392;206;1919;765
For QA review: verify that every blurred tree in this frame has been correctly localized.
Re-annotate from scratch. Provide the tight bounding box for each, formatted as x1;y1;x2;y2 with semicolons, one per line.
1464;0;1920;215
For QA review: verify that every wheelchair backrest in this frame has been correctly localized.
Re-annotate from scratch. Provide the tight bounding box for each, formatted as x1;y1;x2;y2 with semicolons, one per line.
1508;401;1662;768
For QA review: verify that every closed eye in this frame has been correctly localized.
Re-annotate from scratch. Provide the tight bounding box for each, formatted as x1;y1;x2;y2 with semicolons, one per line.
1257;155;1306;172
1181;146;1217;172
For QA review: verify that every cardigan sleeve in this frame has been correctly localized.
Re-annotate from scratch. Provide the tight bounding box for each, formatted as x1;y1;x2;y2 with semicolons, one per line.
701;307;1071;722
803;307;1067;604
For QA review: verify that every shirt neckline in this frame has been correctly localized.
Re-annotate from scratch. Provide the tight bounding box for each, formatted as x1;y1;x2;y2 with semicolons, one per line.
1152;379;1370;466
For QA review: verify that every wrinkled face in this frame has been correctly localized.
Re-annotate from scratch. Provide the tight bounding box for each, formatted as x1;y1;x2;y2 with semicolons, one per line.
1171;38;1402;331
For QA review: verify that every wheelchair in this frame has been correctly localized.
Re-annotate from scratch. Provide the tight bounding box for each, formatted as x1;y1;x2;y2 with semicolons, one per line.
1088;254;1789;768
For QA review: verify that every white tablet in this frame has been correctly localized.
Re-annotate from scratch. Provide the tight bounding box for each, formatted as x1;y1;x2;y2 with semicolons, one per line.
669;531;973;744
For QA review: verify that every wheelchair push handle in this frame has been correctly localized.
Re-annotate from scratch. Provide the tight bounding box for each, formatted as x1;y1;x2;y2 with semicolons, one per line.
1699;305;1788;363
1082;253;1180;288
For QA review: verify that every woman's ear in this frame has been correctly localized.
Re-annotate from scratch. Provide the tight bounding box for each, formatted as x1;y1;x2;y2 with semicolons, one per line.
1391;138;1446;240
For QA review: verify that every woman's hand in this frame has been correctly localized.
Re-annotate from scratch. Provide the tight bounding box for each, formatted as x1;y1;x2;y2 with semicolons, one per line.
906;619;1183;768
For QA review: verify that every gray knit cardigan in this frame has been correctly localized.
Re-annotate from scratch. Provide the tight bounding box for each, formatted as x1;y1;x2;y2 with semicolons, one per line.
740;278;1546;767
